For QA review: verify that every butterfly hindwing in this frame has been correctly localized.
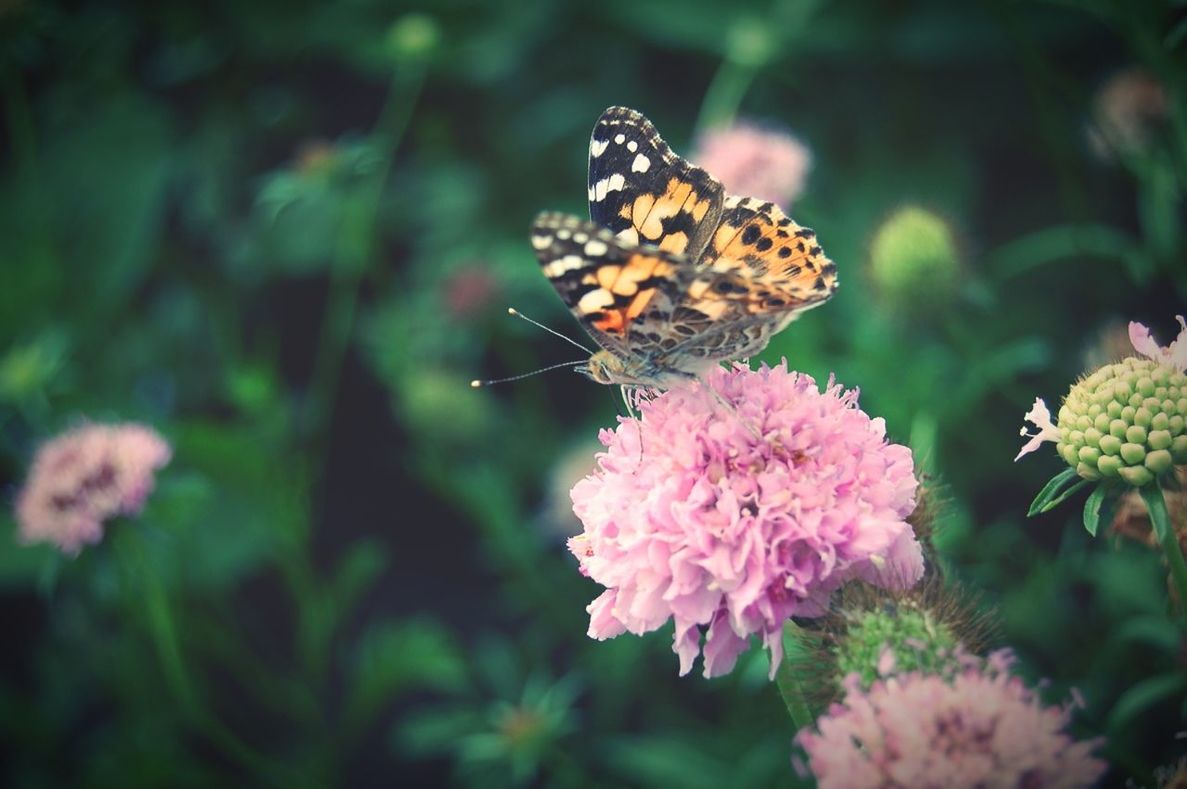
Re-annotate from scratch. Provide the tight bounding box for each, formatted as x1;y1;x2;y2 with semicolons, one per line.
699;195;838;313
587;106;725;259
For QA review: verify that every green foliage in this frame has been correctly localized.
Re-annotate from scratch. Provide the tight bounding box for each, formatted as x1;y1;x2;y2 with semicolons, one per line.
1;0;1185;786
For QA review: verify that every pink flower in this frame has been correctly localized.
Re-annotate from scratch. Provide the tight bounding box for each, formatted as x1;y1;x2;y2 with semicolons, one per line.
796;650;1106;789
15;422;172;555
1015;397;1062;461
692;123;811;207
442;266;501;319
568;362;921;679
1087;67;1168;160
1129;315;1187;372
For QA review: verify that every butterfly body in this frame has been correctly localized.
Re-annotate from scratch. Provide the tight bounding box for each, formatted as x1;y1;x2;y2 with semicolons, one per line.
533;107;837;389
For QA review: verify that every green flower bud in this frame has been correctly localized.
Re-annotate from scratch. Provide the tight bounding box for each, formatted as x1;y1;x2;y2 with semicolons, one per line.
1119;466;1154;487
834;600;959;690
1146;449;1173;474
868;207;961;313
385;13;440;64
1097;455;1123;476
1054;357;1187;486
725;16;776;68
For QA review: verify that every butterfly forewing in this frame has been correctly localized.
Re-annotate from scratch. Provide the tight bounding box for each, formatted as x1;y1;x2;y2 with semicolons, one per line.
531;211;693;358
587;107;725;259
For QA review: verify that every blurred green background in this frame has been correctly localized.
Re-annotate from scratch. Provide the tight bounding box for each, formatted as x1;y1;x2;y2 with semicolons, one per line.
1;0;1185;786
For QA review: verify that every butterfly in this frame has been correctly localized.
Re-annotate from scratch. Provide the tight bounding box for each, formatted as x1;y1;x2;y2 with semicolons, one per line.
530;106;837;389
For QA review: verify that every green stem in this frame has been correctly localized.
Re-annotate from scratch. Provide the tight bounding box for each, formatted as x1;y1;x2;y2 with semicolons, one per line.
774;620;814;730
126;538;290;784
301;63;426;440
694;0;821;136
1140;483;1187;628
695;60;758;135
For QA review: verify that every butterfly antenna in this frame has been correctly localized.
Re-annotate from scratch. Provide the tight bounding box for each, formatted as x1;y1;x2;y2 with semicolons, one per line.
506;308;593;354
470;359;586;388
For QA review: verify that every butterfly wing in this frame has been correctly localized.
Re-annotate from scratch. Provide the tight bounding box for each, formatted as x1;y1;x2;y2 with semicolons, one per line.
587;107;725;259
695;195;837;319
530;212;697;360
644;196;839;369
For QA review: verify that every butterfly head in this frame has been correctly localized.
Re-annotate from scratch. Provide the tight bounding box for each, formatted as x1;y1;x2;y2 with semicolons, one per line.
578;349;624;385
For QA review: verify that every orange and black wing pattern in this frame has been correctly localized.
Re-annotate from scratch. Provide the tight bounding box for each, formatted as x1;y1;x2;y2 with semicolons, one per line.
587;106;724;258
697;195;838;314
530;212;692;356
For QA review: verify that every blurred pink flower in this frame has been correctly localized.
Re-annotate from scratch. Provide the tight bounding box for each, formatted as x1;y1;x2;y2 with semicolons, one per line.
442;266;501;319
15;423;172;555
568;362;921;679
796;649;1106;789
692;123;811;207
1088;67;1168;160
1129;314;1187;372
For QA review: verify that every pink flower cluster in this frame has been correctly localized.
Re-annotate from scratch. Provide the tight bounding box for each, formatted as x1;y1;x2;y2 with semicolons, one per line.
692;123;812;208
16;422;172;555
797;650;1106;788
568;362;922;678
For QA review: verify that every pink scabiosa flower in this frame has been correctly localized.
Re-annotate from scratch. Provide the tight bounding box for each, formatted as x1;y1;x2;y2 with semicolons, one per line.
568;362;921;679
796;650;1106;789
692;123;811;207
15;422;172;555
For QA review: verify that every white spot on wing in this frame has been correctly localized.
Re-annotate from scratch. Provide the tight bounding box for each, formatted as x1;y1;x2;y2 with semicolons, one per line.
614;133;626;144
542;255;587;277
584;240;608;256
617;227;640;246
590;138;609;157
573;232;588;244
592;174;627;202
578;288;615;312
531;234;551;250
627;140;638;152
631;154;651;173
556;228;571;240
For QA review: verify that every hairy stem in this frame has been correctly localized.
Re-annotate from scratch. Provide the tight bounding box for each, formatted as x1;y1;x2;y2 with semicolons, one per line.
1140;483;1187;628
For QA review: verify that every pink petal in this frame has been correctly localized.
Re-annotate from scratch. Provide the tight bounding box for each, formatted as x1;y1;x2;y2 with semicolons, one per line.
1129;320;1162;360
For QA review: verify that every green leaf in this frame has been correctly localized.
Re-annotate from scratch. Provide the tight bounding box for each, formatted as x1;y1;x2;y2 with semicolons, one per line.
331;539;388;617
1082;483;1121;537
1107;671;1187;733
345;618;466;732
1027;467;1086;516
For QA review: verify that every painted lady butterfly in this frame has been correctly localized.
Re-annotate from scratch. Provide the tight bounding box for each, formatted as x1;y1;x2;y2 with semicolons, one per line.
531;106;837;388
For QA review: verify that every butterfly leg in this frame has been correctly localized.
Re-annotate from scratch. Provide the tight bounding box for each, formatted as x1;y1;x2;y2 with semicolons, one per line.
620;385;638;420
704;383;762;440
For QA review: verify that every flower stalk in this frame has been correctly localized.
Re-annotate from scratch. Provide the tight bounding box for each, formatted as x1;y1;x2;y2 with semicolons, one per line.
774;621;814;730
1140;483;1187;627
